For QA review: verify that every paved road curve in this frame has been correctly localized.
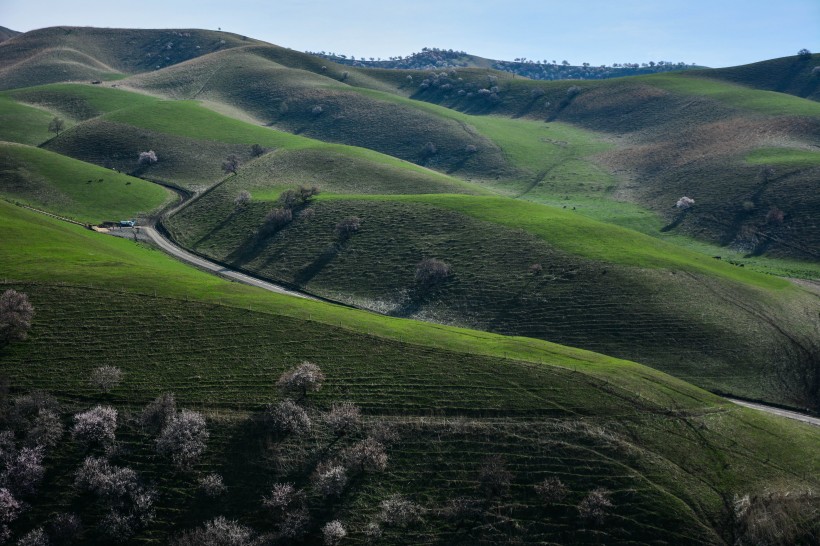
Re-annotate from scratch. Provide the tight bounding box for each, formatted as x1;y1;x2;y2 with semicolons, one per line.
726;398;820;428
141;226;316;301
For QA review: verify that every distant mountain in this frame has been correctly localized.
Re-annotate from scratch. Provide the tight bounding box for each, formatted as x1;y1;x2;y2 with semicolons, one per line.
309;47;700;80
0;26;20;43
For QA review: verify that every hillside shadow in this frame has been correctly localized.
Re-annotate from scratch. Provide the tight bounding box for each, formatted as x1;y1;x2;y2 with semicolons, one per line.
293;243;342;287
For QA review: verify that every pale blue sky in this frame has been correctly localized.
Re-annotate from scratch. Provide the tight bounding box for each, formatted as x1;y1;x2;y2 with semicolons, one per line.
1;0;818;67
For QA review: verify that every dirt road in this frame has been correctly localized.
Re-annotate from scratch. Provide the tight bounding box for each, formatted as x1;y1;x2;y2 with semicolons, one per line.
141;225;315;301
726;398;820;427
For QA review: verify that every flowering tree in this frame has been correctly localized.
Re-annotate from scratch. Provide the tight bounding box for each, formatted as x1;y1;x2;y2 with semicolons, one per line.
234;190;252;208
676;196;695;209
322;520;346;545
1;445;45;495
313;464;348;497
578;487;613;525
140;393;177;433
326;402;361;437
198;473;226;497
89;365;123;393
379;494;422;527
72;405;117;447
137;150;158;166
267;400;311;436
174;516;257;546
277;361;325;400
0;289;34;347
534;476;569;505
156;410;209;469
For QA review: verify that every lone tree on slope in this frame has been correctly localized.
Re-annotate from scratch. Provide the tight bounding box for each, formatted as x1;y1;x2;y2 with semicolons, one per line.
48;117;64;136
0;289;34;348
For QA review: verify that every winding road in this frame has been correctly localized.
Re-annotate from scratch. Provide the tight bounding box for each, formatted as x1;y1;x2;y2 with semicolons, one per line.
725;398;820;428
141;225;315;300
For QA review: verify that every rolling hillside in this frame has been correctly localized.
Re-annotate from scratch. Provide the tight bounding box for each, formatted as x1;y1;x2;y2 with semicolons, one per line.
0;77;816;411
1;201;818;545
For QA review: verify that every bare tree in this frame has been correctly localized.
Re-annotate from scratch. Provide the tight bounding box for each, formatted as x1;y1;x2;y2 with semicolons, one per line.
0;289;34;347
48;117;65;136
234;190;252;209
415;258;451;288
89;366;123;393
334;217;362;241
312;463;348;497
72;406;117;447
766;206;785;225
478;455;512;499
277;361;325;400
47;512;82;544
156;410;209;470
222;155;240;175
198;473;226;497
322;520;347;545
326;402;361;437
342;437;388;472
174;516;259;546
379;494;422;527
534;476;568;505
140;393;177;434
250;144;265;157
264;207;293;232
578;487;613;525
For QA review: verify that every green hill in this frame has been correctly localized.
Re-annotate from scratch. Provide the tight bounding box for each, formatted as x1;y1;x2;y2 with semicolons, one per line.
0;142;172;223
1;201;818;544
0;26;256;90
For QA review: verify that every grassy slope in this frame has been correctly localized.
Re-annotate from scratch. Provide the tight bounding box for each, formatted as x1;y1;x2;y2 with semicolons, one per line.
1;200;818;544
688;53;820;101
0;142;172;223
167;184;820;409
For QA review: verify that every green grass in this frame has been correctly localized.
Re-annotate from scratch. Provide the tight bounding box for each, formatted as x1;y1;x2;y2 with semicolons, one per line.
1;200;818;545
641;73;820;117
746;147;820;166
0;142;172;223
6;83;157;121
0;95;63;145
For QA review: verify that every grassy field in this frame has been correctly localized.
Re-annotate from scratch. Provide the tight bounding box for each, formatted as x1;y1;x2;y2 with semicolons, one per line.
1;200;818;544
0;142;172;223
0;95;61;145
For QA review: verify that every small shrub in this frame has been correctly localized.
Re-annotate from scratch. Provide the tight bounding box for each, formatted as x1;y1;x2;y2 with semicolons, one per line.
531;88;546;98
250;144;265;157
264;207;293;231
379;494;422;528
478;455;512;499
534;476;568;505
267;400;311;436
156;410;209;470
340;71;349;81
89;366;122;393
464;144;478;154
444;497;482;523
797;48;812;60
529;263;543;275
277;361;325;399
675;196;695;209
578;487;613;525
566;85;581;97
312;464;347;497
415;258;451;287
234;190;252;208
72;406;117;447
198;473;226;497
312;105;324;115
422;142;437;157
0;289;34;347
322;520;346;545
277;186;320;209
334;217;362;241
326;402;361;436
140;393;176;434
363;522;382;542
137;150;157;166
